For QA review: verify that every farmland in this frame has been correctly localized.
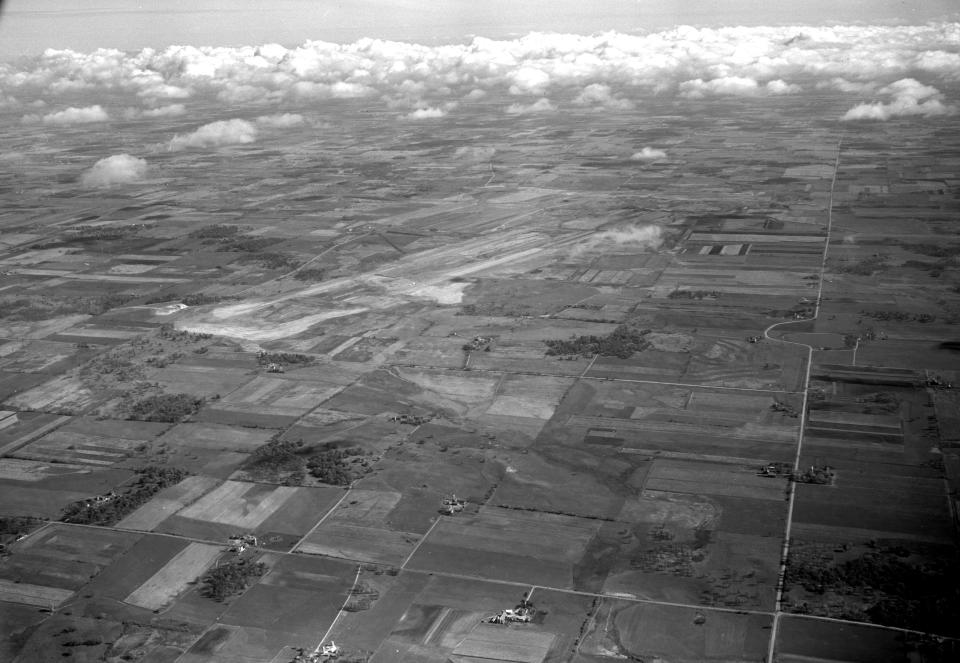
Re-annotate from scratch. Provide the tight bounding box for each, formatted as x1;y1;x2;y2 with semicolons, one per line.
0;34;958;663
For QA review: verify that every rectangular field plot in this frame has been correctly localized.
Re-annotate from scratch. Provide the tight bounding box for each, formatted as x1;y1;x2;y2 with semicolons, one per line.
587;335;806;391
405;507;601;588
0;578;74;607
484;374;574;421
577;599;771;662
600;530;781;610
0;459;135;518
117;475;221;531
776;614;958;662
452;623;555;663
158;481;342;546
124;542;222;611
146;364;253;398
220;553;356;636
296;522;421;566
151;422;275;478
0;524;140;597
177;481;297;529
542;380;799;461
3;373;100;414
643;458;788;501
205;375;340;418
12;417;168;466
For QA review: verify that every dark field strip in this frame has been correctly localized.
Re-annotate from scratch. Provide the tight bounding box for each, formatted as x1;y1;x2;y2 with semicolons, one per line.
804;427;903;444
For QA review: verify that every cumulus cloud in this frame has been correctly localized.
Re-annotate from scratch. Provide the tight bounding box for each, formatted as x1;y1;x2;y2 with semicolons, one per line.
404;106;447;120
679;76;760;98
506;98;556;114
842;77;956;120
38;105;110;125
80;154;147;187
573;83;634;110
1;24;958;122
255;112;305;127
766;79;801;95
631;147;667;162
168;119;257;150
572;224;663;257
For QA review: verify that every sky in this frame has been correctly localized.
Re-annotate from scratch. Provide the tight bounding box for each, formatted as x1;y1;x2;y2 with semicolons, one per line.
1;0;958;60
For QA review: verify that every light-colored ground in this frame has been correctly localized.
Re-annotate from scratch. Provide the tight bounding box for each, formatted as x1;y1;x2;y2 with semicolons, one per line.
176;480;297;529
124;542;223;611
0;579;74;608
117;475;221;531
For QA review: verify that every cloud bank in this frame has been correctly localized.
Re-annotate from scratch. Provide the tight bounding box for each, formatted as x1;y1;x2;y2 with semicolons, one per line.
3;24;957;121
80;154;147;187
25;104;110;125
842;77;957;120
168;118;257;150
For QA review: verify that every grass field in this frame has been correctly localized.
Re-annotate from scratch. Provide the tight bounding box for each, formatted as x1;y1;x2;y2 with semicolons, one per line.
124;542;223;611
175;481;297;529
776;614;958;663
151;422;275;477
117;475;221;530
13;416;168;466
578;598;771;661
297;522;420;566
406;507;601;588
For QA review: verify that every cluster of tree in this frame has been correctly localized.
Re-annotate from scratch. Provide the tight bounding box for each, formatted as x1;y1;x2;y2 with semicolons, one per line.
201;558;268;601
0;516;45;552
189;224;240;239
545;325;651;359
216;236;283;252
861;310;936;323
35;224;149;249
243;435;308;484
257;351;313;365
902;259;952;277
82;346;143;382
0;293;137;322
833;255;889;275
903;243;960;258
292;267;326;282
306;447;365;486
785;544;960;634
159;323;212;342
61;466;189;526
127;392;205;422
244;436;368;486
235;251;301;271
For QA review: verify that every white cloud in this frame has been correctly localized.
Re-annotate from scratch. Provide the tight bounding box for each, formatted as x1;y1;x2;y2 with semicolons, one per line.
0;24;957;127
506;98;556;114
168;119;257;150
679;76;759;98
80;154;147;187
573;83;634;109
572;224;663;257
255;112;305;127
631;147;667;162
39;105;109;125
842;77;956;121
766;79;801;94
404;106;447;119
509;67;551;95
